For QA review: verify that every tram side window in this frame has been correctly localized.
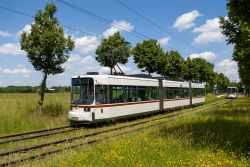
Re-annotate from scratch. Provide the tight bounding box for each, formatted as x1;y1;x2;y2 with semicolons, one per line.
166;87;179;98
165;87;189;98
192;88;205;97
201;88;205;96
124;86;137;102
180;88;189;98
137;86;146;101
193;88;197;97
110;86;124;103
95;85;108;104
109;85;159;103
166;87;172;98
146;87;158;100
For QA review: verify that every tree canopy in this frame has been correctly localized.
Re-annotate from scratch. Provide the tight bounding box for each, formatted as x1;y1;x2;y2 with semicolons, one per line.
20;3;75;105
183;57;200;81
220;0;250;96
95;32;131;74
131;38;230;93
132;39;164;75
160;50;186;78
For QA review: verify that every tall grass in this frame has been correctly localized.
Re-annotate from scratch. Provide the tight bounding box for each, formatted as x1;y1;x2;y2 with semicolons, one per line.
28;97;249;166
0;93;223;135
0;93;70;135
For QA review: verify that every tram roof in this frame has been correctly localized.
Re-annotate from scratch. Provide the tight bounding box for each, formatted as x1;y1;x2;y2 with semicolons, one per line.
71;74;205;88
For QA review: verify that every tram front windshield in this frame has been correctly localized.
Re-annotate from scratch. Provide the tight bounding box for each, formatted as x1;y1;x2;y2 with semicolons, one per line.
227;88;236;94
71;78;94;105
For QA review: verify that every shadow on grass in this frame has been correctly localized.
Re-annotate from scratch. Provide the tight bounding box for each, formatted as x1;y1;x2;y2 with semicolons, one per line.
158;110;250;156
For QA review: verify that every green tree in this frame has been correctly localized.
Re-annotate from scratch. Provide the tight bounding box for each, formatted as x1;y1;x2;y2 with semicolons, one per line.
20;4;75;106
183;57;200;81
160;50;186;78
214;72;230;93
132;39;164;75
95;32;131;74
220;73;230;91
220;0;250;96
183;58;214;92
192;58;214;83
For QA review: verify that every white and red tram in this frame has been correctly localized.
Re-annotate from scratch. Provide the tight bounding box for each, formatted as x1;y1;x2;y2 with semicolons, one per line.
68;74;205;124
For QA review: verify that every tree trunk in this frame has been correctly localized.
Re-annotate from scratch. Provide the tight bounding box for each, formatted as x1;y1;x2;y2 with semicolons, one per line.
39;72;48;106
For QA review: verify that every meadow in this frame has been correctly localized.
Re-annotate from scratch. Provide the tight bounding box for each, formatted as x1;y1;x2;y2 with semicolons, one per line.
0;93;249;166
28;97;249;166
0;93;220;135
0;93;70;135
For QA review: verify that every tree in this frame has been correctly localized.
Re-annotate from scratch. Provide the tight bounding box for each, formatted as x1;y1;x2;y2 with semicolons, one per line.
220;0;250;96
132;39;164;75
183;57;200;81
214;72;230;93
192;58;214;83
95;32;131;74
160;50;186;78
20;4;75;106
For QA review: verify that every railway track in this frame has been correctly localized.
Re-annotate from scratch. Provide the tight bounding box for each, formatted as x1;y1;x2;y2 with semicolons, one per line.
0;99;232;167
0;126;78;145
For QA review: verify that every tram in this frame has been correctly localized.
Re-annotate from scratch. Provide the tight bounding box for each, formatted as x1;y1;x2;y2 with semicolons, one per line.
227;86;238;99
68;74;205;124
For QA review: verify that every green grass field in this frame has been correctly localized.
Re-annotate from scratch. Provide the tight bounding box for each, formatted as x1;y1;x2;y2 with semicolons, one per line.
0;93;249;166
0;93;223;135
0;93;70;135
27;97;249;166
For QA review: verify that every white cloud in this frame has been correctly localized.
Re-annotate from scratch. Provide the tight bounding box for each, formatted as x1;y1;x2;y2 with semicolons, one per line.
215;59;239;81
23;74;31;78
17;23;32;36
1;64;31;76
64;54;133;75
193;17;224;45
173;10;201;31
0;31;12;38
64;54;83;66
103;20;134;38
158;37;170;46
75;36;99;54
63;54;100;74
188;51;216;61
0;43;25;56
99;67;111;74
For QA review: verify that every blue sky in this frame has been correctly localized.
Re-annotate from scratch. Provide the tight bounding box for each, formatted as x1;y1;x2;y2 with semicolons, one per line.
0;0;238;87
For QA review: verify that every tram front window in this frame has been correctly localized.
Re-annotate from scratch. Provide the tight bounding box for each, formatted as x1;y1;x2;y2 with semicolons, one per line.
227;88;236;94
71;78;94;105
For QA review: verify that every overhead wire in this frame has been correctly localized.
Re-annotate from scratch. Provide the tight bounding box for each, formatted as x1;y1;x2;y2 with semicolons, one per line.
114;0;202;53
0;6;100;38
54;0;174;50
1;2;175;50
